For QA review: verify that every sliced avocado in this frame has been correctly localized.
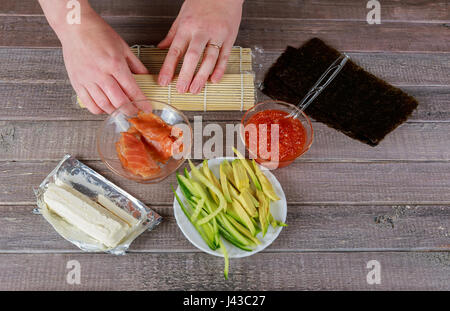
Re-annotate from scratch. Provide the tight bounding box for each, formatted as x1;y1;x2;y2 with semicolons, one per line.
238;189;258;218
202;160;220;204
232;159;249;191
221;160;236;188
225;214;261;245
248;190;260;207
203;160;221;187
231;199;256;236
256;190;269;236
252;160;280;201
221;160;233;176
220;162;232;203
232;147;262;190
228;182;240;200
269;213;287;228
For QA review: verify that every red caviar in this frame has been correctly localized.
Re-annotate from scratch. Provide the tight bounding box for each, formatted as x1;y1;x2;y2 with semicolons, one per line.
244;109;306;162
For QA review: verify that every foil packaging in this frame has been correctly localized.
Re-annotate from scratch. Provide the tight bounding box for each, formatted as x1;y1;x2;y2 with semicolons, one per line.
34;154;162;255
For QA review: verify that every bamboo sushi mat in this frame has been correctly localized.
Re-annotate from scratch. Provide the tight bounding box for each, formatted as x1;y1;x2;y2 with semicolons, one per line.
78;46;255;111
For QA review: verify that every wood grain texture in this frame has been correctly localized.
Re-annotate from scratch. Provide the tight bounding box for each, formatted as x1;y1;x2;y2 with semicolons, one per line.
2;0;449;21
1;161;449;205
1;83;448;122
1;16;449;52
0;252;449;290
1;0;449;291
0;47;448;122
1;49;448;86
1;121;450;161
1;204;449;252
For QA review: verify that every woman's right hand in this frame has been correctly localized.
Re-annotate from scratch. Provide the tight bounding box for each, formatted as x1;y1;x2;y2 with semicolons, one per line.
58;10;148;114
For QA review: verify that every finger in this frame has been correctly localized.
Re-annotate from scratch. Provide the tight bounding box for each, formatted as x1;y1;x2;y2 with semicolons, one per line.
113;63;147;102
118;101;140;117
177;34;209;93
77;86;104;115
157;17;180;49
100;75;130;110
126;49;149;74
210;40;233;83
86;83;115;114
158;33;189;86
134;100;152;113
189;44;220;94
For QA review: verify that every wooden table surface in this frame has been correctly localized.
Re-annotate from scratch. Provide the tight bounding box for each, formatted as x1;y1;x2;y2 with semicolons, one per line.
0;0;449;290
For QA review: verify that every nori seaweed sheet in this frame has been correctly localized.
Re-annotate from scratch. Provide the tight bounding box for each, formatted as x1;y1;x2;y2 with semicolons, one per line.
262;38;419;146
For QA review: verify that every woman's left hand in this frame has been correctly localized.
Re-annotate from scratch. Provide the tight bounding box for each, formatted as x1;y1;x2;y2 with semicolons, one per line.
157;0;244;94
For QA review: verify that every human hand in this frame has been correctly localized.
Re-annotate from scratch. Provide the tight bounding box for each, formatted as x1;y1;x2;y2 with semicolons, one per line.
157;0;243;94
59;11;148;114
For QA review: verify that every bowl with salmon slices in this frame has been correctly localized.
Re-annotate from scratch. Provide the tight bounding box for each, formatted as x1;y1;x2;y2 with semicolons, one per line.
97;99;192;183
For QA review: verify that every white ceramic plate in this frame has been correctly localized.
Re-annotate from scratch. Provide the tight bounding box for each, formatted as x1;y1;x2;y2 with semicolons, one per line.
173;157;287;258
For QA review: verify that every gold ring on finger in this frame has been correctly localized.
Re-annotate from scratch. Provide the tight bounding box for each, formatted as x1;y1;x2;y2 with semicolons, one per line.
207;42;222;50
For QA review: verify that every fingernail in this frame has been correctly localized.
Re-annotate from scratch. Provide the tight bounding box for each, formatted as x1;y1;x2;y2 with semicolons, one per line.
210;75;219;84
159;76;170;86
190;82;201;94
177;81;188;93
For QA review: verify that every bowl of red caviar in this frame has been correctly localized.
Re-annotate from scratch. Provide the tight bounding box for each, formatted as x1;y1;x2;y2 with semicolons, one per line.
240;101;313;169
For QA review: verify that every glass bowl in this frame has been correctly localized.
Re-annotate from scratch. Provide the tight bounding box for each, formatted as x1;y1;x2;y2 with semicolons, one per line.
240;100;314;169
97;99;192;183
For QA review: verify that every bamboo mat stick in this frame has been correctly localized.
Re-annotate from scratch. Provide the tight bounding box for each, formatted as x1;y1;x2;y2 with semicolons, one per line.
78;46;255;111
78;73;255;111
130;46;253;74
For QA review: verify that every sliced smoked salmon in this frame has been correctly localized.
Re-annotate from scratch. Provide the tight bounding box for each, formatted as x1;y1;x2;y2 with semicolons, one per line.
137;111;183;140
137;111;172;130
129;114;176;161
115;131;161;178
116;111;184;178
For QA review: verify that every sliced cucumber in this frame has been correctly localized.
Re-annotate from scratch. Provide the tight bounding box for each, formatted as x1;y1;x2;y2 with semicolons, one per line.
189;160;227;225
218;225;253;252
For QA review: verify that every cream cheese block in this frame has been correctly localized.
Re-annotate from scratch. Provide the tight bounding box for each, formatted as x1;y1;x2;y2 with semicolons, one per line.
44;183;130;248
97;195;139;227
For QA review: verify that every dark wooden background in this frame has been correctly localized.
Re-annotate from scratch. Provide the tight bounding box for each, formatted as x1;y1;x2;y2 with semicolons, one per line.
0;0;449;290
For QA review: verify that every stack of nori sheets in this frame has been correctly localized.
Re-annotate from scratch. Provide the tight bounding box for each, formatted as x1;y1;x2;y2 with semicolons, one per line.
262;38;419;146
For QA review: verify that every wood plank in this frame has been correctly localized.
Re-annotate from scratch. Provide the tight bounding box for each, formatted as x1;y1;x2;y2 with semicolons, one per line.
254;51;450;87
2;0;449;22
1;16;448;52
0;48;68;83
1;83;448;122
0;48;448;122
1;120;450;161
1;161;449;205
1;49;448;86
0;252;448;290
1;204;449;252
